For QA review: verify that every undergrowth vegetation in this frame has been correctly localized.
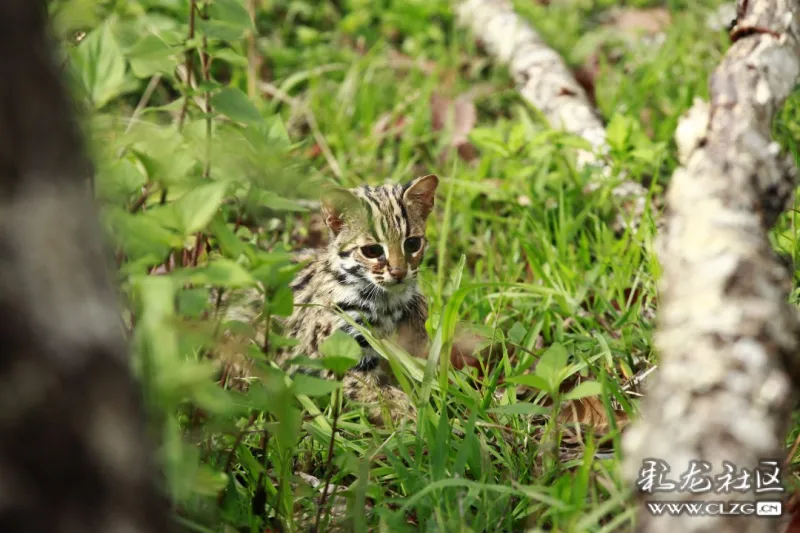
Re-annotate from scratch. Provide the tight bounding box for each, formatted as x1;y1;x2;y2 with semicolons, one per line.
49;0;800;531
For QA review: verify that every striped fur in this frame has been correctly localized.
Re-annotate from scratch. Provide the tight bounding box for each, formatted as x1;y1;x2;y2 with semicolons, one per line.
221;175;439;424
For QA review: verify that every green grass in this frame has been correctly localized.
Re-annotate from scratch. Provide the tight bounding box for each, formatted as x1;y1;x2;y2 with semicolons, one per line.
50;0;800;531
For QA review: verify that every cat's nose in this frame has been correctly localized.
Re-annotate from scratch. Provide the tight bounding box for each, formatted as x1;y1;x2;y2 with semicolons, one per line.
388;266;407;281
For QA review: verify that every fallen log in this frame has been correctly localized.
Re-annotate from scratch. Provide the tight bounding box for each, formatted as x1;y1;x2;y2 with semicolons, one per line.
455;0;650;230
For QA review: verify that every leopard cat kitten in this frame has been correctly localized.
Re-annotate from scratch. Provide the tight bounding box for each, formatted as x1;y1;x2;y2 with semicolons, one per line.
219;174;439;423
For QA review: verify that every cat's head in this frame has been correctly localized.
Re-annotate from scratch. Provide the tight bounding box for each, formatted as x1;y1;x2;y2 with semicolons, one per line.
320;174;439;293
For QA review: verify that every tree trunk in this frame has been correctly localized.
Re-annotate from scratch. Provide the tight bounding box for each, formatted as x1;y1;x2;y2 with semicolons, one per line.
0;2;172;532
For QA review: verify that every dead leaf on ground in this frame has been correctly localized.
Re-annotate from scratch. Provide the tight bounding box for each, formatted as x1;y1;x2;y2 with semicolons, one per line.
386;49;437;76
430;91;479;163
559;395;630;441
604;7;672;37
572;52;601;108
372;112;408;141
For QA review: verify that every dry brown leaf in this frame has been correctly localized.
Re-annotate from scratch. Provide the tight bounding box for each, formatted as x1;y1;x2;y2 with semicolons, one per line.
430;91;479;163
452;95;477;146
572;52;601;108
604;7;672;37
372;112;408;142
558;395;629;437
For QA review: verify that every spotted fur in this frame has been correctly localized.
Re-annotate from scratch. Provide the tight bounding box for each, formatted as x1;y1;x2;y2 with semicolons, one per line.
220;175;439;424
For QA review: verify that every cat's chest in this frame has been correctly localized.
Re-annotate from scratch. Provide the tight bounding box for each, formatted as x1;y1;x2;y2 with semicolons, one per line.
330;285;413;334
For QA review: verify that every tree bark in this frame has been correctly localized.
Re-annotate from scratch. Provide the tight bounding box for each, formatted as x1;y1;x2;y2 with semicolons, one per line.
455;0;649;230
0;2;172;532
621;1;800;532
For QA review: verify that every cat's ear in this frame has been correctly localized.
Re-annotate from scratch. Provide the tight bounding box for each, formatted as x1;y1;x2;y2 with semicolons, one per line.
403;174;438;219
320;187;361;235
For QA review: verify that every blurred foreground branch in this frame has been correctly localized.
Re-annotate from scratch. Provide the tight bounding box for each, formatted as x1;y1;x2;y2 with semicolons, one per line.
622;0;800;532
0;2;171;532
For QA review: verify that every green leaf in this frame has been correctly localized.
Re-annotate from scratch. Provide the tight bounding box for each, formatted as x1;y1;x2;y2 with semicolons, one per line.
71;21;128;109
319;330;361;375
468;128;509;157
504;374;550;392
507;322;527;345
487;403;550;416
322;356;361;376
211;87;263;125
178;288;211;318
291;374;341;398
606;113;632;152
208;0;254;32
127;34;179;78
535;342;569;381
197;19;247;40
110;211;178;261
212;48;248;67
95;157;147;202
319;330;362;360
269;285;294;317
285;355;326;371
174;181;230;235
185;259;254;288
563;380;604;401
209;216;247;260
257;190;309;212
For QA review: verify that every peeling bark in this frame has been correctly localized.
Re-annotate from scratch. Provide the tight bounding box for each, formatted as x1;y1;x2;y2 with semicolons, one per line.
0;2;171;532
455;0;649;229
622;1;800;532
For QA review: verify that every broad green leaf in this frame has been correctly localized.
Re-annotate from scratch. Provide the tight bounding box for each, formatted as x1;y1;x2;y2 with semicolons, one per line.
208;0;254;31
269;285;294;317
504;374;550;393
111;211;178;260
127;34;179;78
209;216;247;260
174;181;230;235
197;19;247;40
71;21;128;109
211;87;263;125
321;356;361;376
155;360;217;396
563;380;604;401
177;288;211;318
507;322;527;345
258;190;309;212
251;254;304;287
95;157;147;202
487;403;550;416
291;374;341;397
319;330;361;375
606;113;632;152
186;259;254;288
468;127;510;157
319;330;361;359
192;468;229;497
265;115;291;146
212;48;248;67
535;342;569;381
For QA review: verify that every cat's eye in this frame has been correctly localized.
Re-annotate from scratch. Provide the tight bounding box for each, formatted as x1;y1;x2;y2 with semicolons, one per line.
360;244;384;259
404;237;423;254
